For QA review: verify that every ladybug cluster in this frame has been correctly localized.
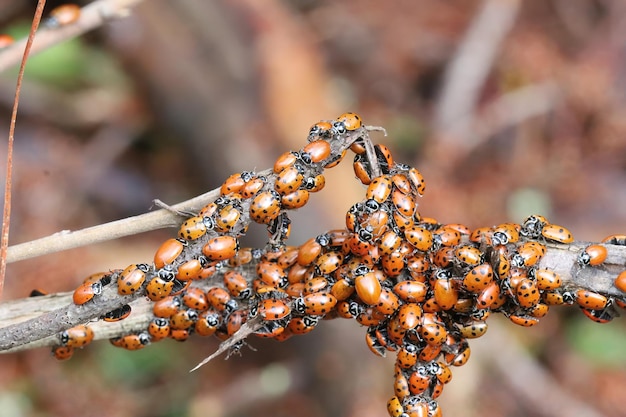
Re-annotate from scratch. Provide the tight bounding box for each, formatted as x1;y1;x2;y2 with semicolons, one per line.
53;113;626;417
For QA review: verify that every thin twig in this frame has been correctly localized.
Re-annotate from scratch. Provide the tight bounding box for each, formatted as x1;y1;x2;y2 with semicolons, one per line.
0;0;46;300
0;0;147;73
6;188;220;264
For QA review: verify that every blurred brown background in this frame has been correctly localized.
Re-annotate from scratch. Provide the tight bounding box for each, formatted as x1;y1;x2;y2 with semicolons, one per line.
0;0;626;416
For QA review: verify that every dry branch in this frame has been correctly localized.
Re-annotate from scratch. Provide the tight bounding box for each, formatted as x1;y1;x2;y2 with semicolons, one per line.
1;240;625;354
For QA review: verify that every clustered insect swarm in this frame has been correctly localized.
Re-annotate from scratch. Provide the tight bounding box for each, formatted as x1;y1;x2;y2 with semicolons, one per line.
45;113;626;417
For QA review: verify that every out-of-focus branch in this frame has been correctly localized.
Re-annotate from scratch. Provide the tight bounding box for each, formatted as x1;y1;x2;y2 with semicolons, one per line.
0;0;147;73
434;0;521;148
476;319;606;417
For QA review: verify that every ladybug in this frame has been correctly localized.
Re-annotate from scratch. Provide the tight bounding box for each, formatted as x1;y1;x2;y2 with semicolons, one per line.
46;4;81;28
153;295;182;317
315;251;344;275
170;309;199;330
529;302;550;318
0;34;14;48
154;238;186;269
396;344;419;369
170;329;190;342
51;345;74;361
492;223;521;245
249;190;282;224
366;175;393;203
73;280;103;305
392;210;413;233
146;276;175;301
396;303;422;330
520;214;549;239
533;268;562;291
281;190;310;210
304;277;329;295
60;325;94;348
220;172;246;195
303;173;326;193
259;299;291;320
110;333;151;350
387;396;404;417
198;202;218;218
241;177;265;198
392;370;410;401
117;263;149;295
541;224;574;244
336;112;362;131
273;151;299;173
257;261;288;288
226;309;248;336
580;304;617;324
355;271;382;305
458;321;488;339
391;173;412;194
407;167;426;196
577;244;608;267
302;139;331;164
176;258;205;281
207;287;237;313
476;281;501;310
287;315;319;335
215;205;241;233
148;317;171;341
430;361;453;384
255;320;288;339
182;287;209;310
408;367;431;395
203;236;239;261
515;278;540;308
455;245;484;267
393;280;428;304
308;120;333;139
445;342;471;367
404;397;430;417
462;263;494;293
419;344;443;362
405;253;430;276
378;230;403;256
419;319;447;346
470;226;493;245
433;275;458;310
302;292;337;316
404;226;433;252
614;270;626;293
363;209;390;239
602;234;626;246
380;251;405;277
433;226;462;248
374;144;394;173
195;309;222;336
223;271;251;299
575;289;608;310
511;242;546;268
275;166;304;195
508;313;539;327
375;288;401;315
353;154;373;185
102;304;132;322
